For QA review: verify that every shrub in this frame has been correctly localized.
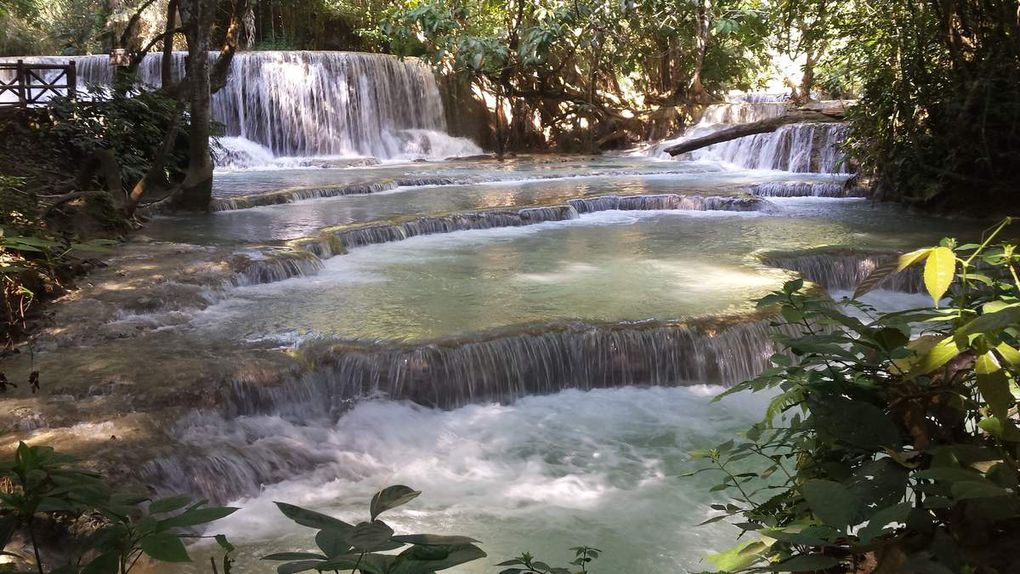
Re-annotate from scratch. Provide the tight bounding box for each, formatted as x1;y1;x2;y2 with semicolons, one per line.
694;218;1020;573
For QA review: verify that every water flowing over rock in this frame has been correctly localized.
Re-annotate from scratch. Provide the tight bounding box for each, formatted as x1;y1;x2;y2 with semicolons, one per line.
762;251;924;292
230;319;783;416
273;194;771;268
692;123;849;174
209;181;399;211
11;51;482;161
647;94;851;175
567;194;767;214
228;249;325;287
751;182;867;198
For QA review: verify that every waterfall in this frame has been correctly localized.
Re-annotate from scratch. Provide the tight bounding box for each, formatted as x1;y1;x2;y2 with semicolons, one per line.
647;93;851;175
6;51;482;161
693;123;850;174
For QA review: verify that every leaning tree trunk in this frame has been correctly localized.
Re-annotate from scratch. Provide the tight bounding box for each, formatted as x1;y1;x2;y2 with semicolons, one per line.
173;0;215;212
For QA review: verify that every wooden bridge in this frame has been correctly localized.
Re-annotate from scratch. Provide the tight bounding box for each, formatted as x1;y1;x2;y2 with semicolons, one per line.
0;60;77;107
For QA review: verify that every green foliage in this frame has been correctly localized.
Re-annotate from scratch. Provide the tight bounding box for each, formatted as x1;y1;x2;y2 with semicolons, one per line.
496;547;601;574
46;88;190;192
0;442;237;574
774;0;1020;210
383;0;772;149
695;218;1020;572
0;0;108;56
266;484;486;574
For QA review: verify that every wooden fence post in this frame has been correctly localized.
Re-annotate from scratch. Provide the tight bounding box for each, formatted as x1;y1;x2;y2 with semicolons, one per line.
16;60;26;107
68;60;77;101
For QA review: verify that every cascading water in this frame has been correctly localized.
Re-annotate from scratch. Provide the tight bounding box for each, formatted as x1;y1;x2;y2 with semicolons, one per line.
649;95;852;175
6;51;482;162
693;123;850;174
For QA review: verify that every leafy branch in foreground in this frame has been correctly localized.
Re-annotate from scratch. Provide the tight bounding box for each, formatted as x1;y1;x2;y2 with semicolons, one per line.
496;546;601;574
0;441;237;574
264;484;486;574
694;217;1020;573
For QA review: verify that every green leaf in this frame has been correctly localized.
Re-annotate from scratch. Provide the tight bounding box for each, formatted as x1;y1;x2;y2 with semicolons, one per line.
760;525;835;546
858;502;912;543
923;246;956;306
812;398;900;449
276;560;323;574
140;533;191;562
348;520;395;551
707;540;766;571
975;353;1014;419
370;485;422;521
951;481;1011;500
906;336;961;378
319;553;396;574
802;480;856;530
959;307;1020;336
995;342;1020;366
771;554;841;572
149;495;192;514
82;552;120;574
315;529;352;558
978;417;1020;441
262;552;329;561
390;544;487;574
391;534;481;546
157;506;237;530
273;502;355;532
845;459;909;521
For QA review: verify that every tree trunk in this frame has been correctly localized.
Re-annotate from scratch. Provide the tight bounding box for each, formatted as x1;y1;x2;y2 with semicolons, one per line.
689;0;712;100
172;0;214;212
663;110;842;156
161;0;179;87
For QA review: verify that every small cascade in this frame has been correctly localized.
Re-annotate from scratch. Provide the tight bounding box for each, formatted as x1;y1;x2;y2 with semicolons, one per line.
219;192;772;290
228;249;324;287
282;194;770;264
567;194;767;214
693;123;850;174
751;182;866;198
761;251;924;292
225;318;782;418
335;206;581;249
209;181;399;211
7;51;481;161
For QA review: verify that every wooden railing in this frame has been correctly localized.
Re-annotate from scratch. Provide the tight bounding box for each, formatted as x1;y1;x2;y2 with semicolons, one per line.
0;61;77;107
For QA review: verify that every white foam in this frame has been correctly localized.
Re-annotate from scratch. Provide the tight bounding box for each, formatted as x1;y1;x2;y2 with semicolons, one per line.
191;386;767;572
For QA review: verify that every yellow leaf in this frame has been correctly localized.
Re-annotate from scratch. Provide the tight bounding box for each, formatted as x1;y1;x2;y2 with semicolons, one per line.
897;248;932;271
906;336;961;379
890;335;940;375
996;342;1020;366
975;352;1002;375
923;247;956;306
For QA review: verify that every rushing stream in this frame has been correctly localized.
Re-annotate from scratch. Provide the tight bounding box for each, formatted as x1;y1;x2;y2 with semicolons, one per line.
2;51;982;573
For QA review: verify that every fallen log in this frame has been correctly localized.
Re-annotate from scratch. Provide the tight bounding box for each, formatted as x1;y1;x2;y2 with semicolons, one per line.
664;110;844;156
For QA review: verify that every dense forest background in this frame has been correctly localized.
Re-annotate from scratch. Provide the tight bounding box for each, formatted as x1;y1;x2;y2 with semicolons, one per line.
2;0;1018;211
